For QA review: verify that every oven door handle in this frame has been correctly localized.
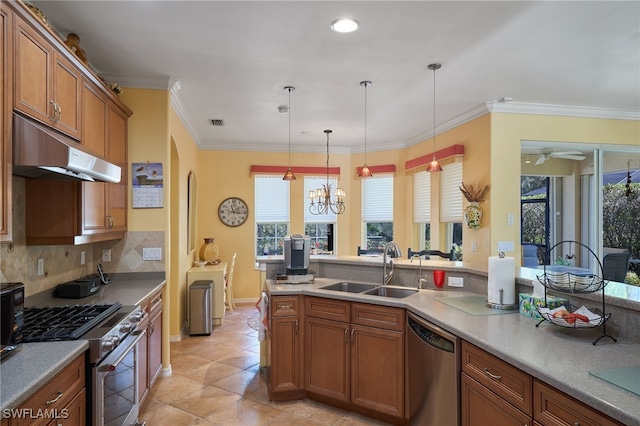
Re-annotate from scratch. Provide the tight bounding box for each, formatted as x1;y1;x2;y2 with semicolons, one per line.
99;330;146;372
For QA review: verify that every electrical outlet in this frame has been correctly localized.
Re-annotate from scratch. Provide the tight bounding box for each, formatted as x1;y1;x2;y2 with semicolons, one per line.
143;247;162;261
507;213;515;226
471;241;477;252
80;251;86;265
448;276;464;287
37;259;44;276
102;249;111;262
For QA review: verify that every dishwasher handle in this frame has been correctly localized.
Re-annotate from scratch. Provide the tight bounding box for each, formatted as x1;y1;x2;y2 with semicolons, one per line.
408;313;457;353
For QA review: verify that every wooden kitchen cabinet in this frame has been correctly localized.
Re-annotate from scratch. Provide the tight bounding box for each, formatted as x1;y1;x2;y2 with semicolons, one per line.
14;14;81;140
0;2;12;242
303;297;405;421
462;373;532;426
148;290;163;388
268;295;304;400
8;352;86;426
80;100;128;236
461;340;533;426
533;379;624;426
137;287;163;406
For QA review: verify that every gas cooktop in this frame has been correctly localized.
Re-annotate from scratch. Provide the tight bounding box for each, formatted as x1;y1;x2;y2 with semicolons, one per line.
21;303;122;342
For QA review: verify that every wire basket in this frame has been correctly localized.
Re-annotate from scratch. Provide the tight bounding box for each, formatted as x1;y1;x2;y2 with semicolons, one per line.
537;303;610;329
536;241;607;294
536;271;605;293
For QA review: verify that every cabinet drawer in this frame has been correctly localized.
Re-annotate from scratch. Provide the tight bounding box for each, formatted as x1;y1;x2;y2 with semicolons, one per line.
533;380;623;426
13;353;85;425
272;295;301;317
462;373;532;426
148;289;163;315
351;303;404;332
462;341;532;416
305;296;349;322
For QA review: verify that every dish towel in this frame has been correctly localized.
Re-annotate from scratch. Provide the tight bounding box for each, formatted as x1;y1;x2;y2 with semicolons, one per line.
255;292;269;342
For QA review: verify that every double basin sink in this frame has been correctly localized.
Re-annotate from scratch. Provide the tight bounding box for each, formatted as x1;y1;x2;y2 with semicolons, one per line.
319;281;418;298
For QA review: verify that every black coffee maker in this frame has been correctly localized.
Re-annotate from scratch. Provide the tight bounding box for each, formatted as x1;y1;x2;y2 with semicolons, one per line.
284;234;311;275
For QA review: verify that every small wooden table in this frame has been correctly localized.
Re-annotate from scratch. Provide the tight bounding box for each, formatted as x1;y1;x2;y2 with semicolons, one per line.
187;262;228;325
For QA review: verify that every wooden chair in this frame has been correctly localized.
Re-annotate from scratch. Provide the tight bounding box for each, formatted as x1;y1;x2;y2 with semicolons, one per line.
407;248;453;260
225;252;237;312
357;246;384;256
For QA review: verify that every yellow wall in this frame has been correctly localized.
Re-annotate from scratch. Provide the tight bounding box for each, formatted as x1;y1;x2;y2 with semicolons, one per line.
490;113;640;266
121;86;638;339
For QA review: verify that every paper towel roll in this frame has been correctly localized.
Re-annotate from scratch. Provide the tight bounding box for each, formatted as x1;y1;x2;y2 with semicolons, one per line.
488;256;516;305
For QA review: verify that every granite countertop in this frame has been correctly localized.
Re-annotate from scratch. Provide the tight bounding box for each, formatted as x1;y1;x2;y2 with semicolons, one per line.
267;277;640;426
0;272;166;411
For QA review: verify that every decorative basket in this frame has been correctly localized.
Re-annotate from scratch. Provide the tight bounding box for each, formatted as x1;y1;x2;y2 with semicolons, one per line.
536;271;605;293
537;303;610;329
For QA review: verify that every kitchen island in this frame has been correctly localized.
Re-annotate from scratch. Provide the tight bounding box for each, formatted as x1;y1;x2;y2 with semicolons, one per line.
265;276;640;426
0;272;166;413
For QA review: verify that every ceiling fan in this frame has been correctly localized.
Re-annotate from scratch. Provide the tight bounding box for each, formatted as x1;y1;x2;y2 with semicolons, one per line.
533;151;586;165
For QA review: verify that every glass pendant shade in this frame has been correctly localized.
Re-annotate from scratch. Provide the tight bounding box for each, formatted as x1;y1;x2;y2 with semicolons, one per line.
359;165;373;177
426;157;443;172
282;168;296;181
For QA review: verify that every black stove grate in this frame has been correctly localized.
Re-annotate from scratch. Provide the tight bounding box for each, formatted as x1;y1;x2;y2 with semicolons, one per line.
22;303;122;342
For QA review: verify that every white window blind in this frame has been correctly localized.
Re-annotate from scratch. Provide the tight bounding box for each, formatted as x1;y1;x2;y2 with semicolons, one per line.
362;174;393;222
440;161;463;223
304;176;337;223
413;171;431;223
255;175;290;222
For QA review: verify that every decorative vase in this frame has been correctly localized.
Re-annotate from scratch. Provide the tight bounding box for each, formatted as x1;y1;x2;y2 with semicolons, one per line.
464;202;483;229
199;238;219;262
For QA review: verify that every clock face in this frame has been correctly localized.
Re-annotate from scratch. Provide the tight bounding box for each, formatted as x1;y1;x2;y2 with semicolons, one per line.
218;197;249;227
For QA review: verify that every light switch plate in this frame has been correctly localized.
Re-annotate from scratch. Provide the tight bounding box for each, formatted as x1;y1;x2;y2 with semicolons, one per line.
497;241;514;252
143;247;162;261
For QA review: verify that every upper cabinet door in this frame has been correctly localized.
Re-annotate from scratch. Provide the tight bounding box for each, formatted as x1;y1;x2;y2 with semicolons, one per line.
14;15;81;139
14;18;52;123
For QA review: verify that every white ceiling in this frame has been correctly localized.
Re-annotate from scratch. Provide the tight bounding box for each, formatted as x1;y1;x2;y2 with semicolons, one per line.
30;1;640;154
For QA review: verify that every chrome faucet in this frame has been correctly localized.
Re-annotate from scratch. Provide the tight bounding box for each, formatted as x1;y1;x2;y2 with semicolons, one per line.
383;241;402;285
411;254;428;289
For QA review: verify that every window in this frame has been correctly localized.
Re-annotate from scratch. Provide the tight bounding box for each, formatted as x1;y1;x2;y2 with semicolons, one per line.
304;176;336;254
413;171;431;250
440;161;463;259
362;174;393;249
255;175;289;255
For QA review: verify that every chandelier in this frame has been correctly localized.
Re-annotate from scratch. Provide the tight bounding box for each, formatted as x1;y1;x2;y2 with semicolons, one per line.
308;130;346;215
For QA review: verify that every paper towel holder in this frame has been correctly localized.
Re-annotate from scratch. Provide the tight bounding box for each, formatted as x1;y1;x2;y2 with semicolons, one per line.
486;288;519;310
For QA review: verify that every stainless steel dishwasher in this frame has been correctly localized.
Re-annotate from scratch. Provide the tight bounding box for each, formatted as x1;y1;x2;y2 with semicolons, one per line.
407;312;461;425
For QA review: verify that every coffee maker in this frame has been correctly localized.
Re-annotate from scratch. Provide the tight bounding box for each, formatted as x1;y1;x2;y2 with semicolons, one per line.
284;234;311;275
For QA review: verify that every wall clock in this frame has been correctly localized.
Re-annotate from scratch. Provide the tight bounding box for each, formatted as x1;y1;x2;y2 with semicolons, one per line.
218;197;249;227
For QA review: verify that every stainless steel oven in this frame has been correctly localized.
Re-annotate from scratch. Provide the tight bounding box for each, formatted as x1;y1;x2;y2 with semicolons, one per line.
93;328;146;426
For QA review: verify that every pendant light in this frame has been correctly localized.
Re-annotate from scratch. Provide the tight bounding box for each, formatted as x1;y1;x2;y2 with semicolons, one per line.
282;86;296;181
426;63;443;173
308;130;346;215
359;81;373;178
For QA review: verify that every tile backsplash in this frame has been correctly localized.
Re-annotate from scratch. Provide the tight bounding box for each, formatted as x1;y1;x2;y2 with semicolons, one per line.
0;177;165;296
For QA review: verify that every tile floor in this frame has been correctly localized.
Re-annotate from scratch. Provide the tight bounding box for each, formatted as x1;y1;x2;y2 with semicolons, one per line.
138;303;391;425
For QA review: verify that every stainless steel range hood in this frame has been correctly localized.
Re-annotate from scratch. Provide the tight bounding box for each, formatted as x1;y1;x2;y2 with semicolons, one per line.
12;113;121;183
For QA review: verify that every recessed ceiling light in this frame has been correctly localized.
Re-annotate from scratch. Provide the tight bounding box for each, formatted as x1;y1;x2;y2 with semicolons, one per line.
331;18;359;33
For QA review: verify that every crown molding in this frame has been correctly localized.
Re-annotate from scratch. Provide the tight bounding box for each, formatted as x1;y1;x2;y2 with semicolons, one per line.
486;101;640;120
